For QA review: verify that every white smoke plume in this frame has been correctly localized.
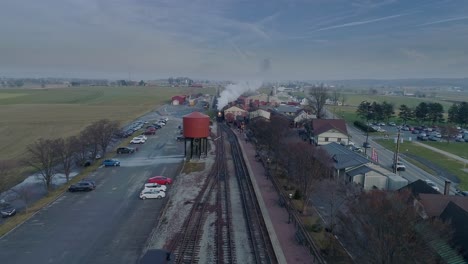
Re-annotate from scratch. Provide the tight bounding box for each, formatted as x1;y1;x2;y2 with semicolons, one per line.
217;80;263;110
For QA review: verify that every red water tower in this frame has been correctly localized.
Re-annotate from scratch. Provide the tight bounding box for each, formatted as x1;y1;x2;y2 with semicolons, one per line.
182;112;210;159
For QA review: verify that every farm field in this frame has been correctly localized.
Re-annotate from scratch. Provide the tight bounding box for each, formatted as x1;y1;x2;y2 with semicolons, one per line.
0;86;214;161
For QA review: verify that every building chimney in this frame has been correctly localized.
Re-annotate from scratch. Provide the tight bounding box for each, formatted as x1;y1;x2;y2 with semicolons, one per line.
444;180;451;195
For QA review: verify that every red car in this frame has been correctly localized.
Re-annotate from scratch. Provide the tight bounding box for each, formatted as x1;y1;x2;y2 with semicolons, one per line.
147;176;173;185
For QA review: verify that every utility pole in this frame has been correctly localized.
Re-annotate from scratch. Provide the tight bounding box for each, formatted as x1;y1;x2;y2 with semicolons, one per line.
393;128;401;174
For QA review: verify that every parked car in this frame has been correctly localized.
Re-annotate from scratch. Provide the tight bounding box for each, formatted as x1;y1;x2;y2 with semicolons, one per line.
80;179;96;189
143;183;167;192
176;135;185;141
147;176;173;185
130;137;145;144
424;180;440;192
0;202;16;218
68;182;95;192
144;128;156;135
456;190;468;196
392;161;406;171
135;135;147;140
362;142;371;148
140;189;166;200
117;147;135;154
103;159;120;167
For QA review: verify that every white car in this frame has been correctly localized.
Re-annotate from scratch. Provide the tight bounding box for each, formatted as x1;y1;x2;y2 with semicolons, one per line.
424;180;440;192
392;162;406;171
135;135;147;141
130;137;145;144
143;183;167;192
156;121;166;126
140;189;166;199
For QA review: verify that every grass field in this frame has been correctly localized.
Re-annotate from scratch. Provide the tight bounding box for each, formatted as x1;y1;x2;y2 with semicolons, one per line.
376;140;468;190
0;86;215;161
421;141;468;159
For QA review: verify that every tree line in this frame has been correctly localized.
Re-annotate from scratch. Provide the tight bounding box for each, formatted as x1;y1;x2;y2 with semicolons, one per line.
355;100;461;126
23;119;120;192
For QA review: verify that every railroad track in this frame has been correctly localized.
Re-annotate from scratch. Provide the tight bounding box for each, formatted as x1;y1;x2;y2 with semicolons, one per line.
222;124;277;264
168;124;276;264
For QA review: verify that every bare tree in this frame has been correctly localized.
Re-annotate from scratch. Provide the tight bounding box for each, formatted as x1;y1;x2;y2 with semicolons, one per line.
54;136;76;182
81;123;100;159
331;89;341;106
73;132;92;167
269;115;291;172
338;189;451;263
287;140;332;214
308;85;329;118
25;138;60;192
12;185;34;213
95;119;120;155
340;93;347;106
439;124;458;143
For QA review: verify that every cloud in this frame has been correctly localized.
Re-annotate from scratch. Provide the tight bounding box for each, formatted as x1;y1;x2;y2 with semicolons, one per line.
418;16;468;26
316;13;407;31
401;48;428;60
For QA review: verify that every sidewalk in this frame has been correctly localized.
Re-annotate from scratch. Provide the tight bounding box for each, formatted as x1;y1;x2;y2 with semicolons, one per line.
413;141;468;164
235;131;314;264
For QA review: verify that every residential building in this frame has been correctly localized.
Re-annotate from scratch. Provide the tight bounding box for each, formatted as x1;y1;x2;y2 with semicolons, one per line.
311;119;349;145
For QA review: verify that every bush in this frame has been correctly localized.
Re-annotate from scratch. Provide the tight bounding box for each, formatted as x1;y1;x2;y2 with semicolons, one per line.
354;120;376;132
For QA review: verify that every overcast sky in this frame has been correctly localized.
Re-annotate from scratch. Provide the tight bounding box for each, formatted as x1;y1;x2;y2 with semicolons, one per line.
1;0;468;80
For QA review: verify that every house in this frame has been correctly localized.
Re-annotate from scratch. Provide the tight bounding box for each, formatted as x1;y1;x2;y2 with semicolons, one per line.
246;94;279;106
293;110;316;127
311;119;349;145
171;95;186;105
320;142;370;181
346;163;409;191
440;202;468;260
249;109;271;120
275;105;299;117
224;106;248;123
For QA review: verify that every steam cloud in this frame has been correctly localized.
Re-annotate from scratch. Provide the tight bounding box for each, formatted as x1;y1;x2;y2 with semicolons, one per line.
216;58;271;110
217;80;262;110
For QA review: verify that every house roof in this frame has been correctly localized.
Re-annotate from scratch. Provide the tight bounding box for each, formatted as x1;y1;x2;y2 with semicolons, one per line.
440;202;468;260
224;106;247;113
400;179;441;196
346;165;374;177
312;119;348;135
418;193;468;217
320;143;370;170
275;105;300;114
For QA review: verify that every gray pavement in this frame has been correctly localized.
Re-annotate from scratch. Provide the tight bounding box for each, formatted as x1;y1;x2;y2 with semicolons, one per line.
235;130;314;264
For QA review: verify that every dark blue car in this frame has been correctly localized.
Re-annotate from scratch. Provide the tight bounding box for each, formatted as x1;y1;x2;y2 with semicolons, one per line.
103;159;120;167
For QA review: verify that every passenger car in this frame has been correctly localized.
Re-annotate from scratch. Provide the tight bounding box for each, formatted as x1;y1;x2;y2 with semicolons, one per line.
68;182;95;192
392;162;406;171
424;180;440;192
143;183;167;192
0;202;16;218
147;176;173;185
130;137;145;144
140;189;166;199
117;147;135;154
103;159;120;167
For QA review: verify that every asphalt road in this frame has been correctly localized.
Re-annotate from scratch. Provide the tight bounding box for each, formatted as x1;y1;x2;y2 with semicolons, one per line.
0;108;187;264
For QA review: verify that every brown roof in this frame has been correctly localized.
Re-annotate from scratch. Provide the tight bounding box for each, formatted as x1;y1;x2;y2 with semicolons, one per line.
311;119;348;135
419;193;468;217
